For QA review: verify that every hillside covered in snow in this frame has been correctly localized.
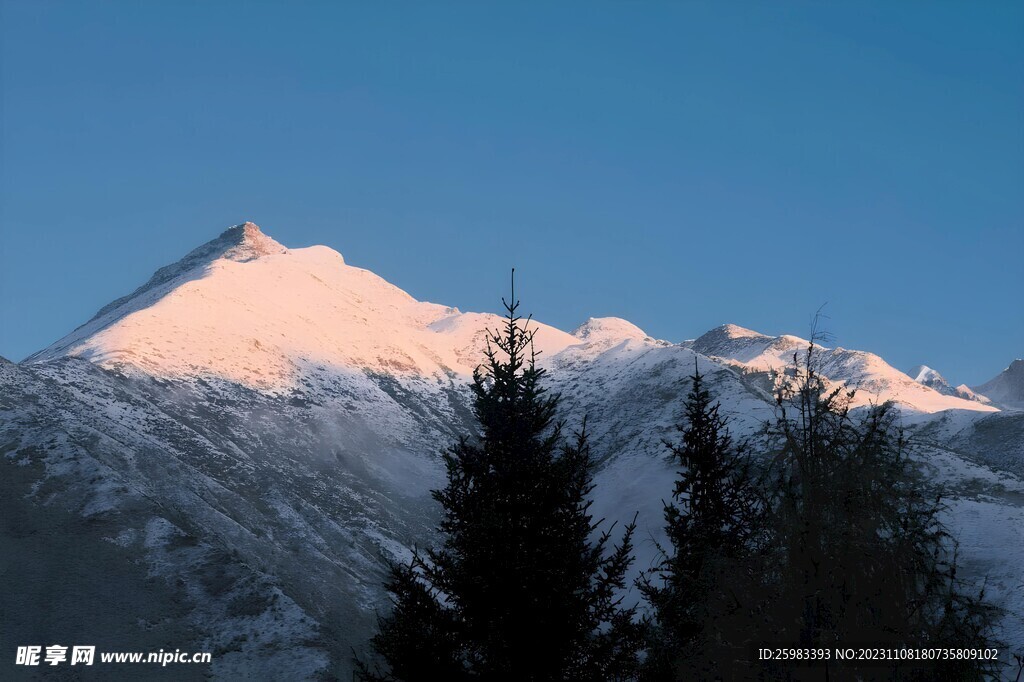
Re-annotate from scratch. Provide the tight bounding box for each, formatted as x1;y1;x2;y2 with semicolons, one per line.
2;223;1021;679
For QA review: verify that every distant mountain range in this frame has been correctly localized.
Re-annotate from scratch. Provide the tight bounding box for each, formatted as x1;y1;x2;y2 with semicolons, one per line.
3;223;1021;678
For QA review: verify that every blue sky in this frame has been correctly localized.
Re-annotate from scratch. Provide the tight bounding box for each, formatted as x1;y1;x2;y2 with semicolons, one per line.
1;1;1021;385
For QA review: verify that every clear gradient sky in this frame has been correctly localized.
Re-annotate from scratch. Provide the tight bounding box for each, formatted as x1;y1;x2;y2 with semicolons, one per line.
1;1;1021;385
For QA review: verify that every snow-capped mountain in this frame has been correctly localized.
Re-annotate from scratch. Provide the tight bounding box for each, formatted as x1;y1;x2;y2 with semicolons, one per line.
911;364;948;388
3;223;1022;679
27;223;577;389
974;360;1024;411
687;324;997;415
908;364;989;404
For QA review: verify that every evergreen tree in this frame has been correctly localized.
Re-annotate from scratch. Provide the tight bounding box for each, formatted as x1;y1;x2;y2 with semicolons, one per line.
640;363;766;681
763;341;1001;680
358;277;642;681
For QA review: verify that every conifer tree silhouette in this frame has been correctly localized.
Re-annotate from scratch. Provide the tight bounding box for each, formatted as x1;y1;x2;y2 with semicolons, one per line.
358;273;641;681
640;363;765;680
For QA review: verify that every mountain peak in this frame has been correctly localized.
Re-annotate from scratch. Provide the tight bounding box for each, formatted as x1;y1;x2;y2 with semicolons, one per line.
571;317;649;343
87;222;288;320
25;222;291;364
717;323;767;340
209;222;288;263
909;364;946;385
691;323;768;351
905;363;986;402
974;359;1024;410
25;222;570;385
688;323;782;367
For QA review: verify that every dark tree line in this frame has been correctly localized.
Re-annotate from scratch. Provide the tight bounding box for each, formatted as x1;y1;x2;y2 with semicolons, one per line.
356;290;1003;681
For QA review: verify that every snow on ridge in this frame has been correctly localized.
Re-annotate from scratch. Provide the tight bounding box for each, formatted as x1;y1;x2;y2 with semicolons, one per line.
89;221;289;318
428;311;580;372
907;365;994;405
25;222;290;364
691;325;996;415
690;323;797;365
719;323;768;339
910;364;943;384
23;224;577;390
20;223;1003;417
571;317;651;343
